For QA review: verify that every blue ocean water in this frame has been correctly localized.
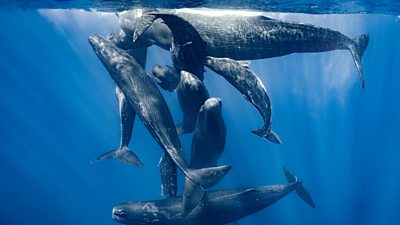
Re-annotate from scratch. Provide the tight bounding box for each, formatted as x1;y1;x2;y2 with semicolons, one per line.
0;2;400;225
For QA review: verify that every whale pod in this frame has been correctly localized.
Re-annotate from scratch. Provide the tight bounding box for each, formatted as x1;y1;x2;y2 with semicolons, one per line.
89;35;231;210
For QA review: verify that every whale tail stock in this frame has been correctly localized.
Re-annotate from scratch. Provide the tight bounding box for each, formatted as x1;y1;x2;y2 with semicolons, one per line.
181;165;232;217
251;127;282;145
348;34;369;89
284;167;316;209
91;147;143;167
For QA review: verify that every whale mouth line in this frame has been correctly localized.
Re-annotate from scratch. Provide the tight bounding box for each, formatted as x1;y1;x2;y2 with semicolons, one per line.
112;207;127;222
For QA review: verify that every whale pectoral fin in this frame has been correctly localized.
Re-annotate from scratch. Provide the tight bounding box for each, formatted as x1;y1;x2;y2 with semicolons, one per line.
133;14;158;43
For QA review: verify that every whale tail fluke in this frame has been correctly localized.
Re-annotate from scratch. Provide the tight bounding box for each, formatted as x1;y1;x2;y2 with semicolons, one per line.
284;167;316;209
349;34;369;89
188;165;231;189
182;178;204;217
132;13;158;43
181;165;231;217
251;127;282;145
92;147;143;167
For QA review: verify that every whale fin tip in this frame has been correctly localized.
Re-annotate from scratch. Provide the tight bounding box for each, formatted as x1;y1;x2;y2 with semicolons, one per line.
251;128;282;145
93;147;143;167
284;167;316;209
349;34;369;89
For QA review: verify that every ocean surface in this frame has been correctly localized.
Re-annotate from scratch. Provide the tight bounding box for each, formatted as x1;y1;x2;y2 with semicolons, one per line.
0;1;399;225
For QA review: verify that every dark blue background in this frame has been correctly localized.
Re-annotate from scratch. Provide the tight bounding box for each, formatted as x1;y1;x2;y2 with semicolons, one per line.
0;8;399;225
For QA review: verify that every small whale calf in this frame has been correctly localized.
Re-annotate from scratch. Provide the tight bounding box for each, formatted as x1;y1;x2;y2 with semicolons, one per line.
205;57;281;144
112;168;315;225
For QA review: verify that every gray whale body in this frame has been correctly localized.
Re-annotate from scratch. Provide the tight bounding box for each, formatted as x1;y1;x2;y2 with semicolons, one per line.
92;47;147;167
127;8;369;88
205;57;281;144
112;168;315;225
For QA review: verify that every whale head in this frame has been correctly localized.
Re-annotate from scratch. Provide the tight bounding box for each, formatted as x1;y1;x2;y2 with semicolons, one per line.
112;201;161;225
202;98;222;116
